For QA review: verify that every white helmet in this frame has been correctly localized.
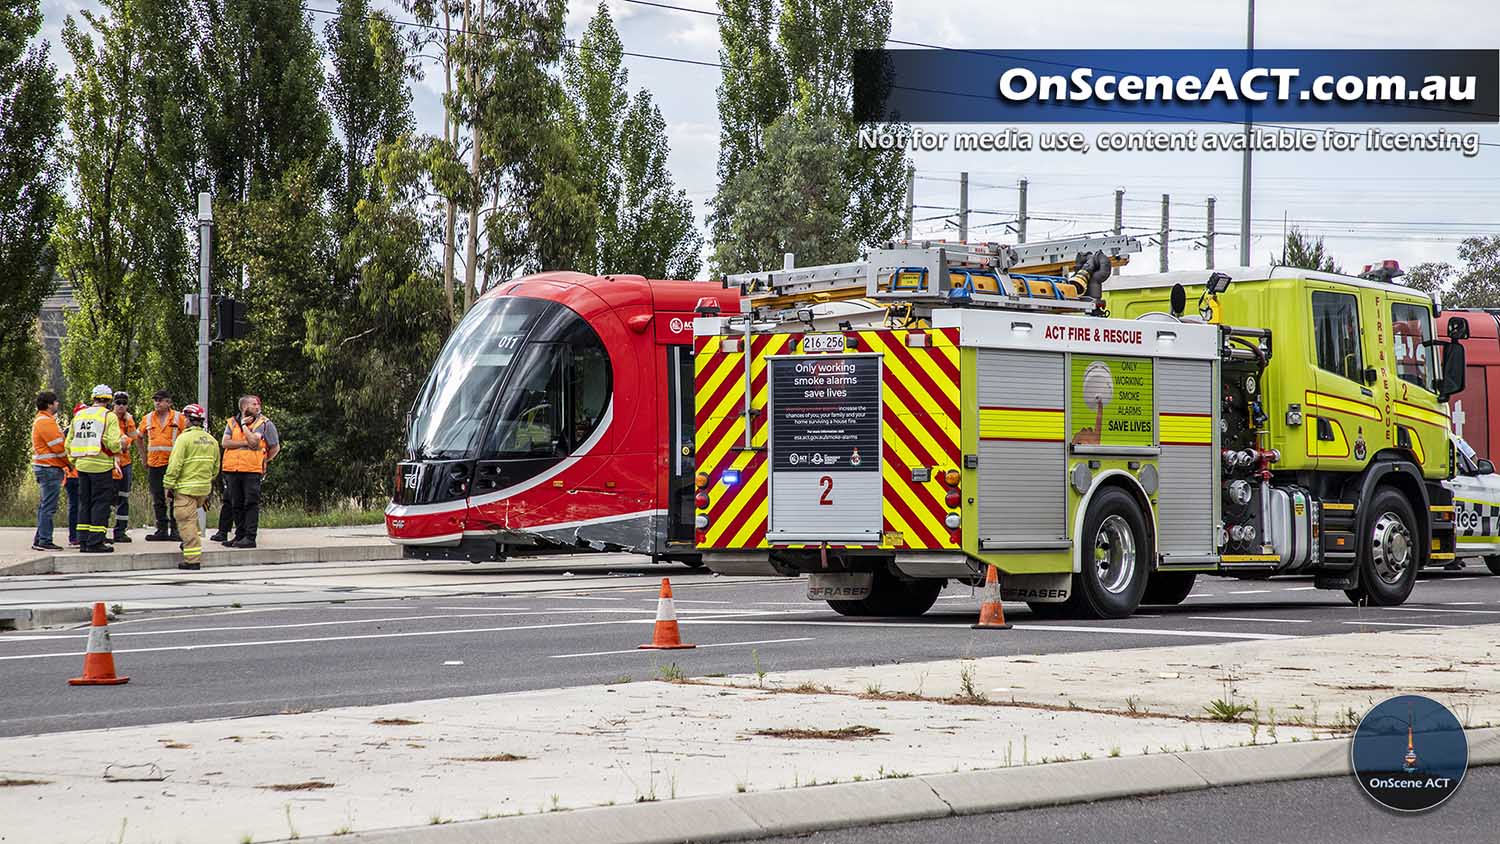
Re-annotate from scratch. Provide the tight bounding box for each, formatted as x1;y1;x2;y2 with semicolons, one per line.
91;384;115;400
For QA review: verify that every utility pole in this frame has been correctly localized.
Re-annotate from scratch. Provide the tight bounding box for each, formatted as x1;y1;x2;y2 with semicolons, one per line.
1206;197;1216;270
1017;178;1029;243
1113;189;1124;236
903;164;915;240
1160;194;1170;273
196;192;212;409
958;171;969;243
1240;0;1255;266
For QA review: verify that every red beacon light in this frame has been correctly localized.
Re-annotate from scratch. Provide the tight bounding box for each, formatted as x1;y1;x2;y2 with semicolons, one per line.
1360;260;1405;283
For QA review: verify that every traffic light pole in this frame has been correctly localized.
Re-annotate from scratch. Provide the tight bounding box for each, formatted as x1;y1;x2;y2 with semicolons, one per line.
197;192;212;410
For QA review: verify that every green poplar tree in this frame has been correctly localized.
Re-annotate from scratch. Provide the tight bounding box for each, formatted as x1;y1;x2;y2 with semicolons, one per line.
562;2;701;278
709;0;905;274
0;0;62;489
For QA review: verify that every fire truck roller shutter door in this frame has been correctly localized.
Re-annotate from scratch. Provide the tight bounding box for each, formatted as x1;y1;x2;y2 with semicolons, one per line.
976;349;1067;545
1155;358;1217;559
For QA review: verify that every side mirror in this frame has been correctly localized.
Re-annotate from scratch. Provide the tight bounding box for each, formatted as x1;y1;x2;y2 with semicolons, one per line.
1479;458;1496;475
1169;283;1186;318
1448;316;1470;341
1438;340;1467;402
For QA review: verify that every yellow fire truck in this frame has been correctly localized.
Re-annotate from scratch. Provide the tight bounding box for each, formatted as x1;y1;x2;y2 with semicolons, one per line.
691;241;1467;619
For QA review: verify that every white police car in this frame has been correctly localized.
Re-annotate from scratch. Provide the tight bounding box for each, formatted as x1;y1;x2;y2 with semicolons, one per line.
1447;435;1500;574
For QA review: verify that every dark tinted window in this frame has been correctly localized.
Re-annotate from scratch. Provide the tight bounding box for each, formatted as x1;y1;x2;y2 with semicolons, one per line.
1312;291;1363;382
484;311;612;458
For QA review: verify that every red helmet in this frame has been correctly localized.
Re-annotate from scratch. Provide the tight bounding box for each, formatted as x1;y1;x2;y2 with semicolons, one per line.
183;403;206;420
73;403;86;414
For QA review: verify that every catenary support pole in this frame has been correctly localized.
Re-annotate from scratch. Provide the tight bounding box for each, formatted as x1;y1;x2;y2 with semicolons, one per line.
1206;197;1216;270
197;192;212;409
1240;0;1255;266
1017;178;1028;243
958;171;969;243
1160;194;1170;273
904;165;914;240
1113;188;1124;276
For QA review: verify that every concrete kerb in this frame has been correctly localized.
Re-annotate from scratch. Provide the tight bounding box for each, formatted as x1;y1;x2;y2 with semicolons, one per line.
0;605;93;631
0;542;399;577
298;727;1500;844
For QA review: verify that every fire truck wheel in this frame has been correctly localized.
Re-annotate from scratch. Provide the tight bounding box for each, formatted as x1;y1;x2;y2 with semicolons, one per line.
1074;486;1150;619
1345;488;1420;607
1140;571;1197;605
1484;556;1500;575
830;569;942;617
827;599;871;617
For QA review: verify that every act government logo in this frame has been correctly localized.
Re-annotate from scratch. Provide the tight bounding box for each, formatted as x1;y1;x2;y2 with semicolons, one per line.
1351;695;1467;812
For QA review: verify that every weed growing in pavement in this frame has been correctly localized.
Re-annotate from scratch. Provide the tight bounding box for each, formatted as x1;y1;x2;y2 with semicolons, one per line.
1005;740;1013;767
239;836;253;844
230;602;242;609
109;603;123;617
1332;706;1360;733
1311;700;1321;726
656;662;685;682
1267;708;1278;743
864;682;882;696
606;675;632;685
284;805;299;840
1023;735;1029;765
752;649;766;687
1125;696;1141;715
332;826;352;836
1108;746;1121;758
114;820;127;844
1204;698;1253;722
428;815;450;825
852;774;864;782
1079;752;1092;760
735;781;748;793
956;661;987;704
550;795;562;812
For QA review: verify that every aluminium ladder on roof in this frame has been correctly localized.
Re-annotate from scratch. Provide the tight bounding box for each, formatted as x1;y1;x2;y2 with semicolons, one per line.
724;233;1142;308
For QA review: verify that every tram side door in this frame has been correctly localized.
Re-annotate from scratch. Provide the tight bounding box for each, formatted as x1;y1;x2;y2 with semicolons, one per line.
667;345;696;544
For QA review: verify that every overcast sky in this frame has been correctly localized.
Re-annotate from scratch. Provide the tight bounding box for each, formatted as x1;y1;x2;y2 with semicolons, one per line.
37;0;1500;278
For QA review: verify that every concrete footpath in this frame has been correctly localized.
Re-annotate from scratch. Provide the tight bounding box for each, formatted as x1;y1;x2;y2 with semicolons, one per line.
1;625;1494;844
0;525;396;578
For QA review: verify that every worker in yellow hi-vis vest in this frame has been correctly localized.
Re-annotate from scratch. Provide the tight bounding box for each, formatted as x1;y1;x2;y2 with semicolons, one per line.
164;404;219;570
65;385;123;553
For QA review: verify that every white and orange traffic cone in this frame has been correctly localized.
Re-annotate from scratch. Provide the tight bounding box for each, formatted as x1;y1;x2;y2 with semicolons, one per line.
69;602;129;685
971;565;1011;630
639;578;696;650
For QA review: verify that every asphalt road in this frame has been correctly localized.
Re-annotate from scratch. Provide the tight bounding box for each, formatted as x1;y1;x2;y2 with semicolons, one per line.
750;766;1500;844
2;559;1499;737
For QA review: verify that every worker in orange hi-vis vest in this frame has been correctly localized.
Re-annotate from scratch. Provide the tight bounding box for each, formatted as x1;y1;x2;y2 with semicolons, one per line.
212;394;280;550
140;389;186;542
29;391;67;552
108;392;139;543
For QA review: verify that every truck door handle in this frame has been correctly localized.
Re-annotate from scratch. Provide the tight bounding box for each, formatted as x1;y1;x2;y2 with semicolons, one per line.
1316;417;1335;442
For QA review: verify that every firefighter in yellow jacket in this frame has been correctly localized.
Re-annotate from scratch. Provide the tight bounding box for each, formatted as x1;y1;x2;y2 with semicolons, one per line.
164;404;220;570
65;385;123;553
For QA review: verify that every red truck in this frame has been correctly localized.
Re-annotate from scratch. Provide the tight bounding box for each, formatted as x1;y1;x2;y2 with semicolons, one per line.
1439;309;1500;457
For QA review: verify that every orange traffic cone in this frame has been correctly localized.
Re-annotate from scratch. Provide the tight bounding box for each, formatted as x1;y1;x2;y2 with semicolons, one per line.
639;578;696;650
69;602;130;685
971;565;1011;630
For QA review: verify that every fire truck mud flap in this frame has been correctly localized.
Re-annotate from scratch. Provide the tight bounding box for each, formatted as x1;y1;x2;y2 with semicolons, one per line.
1000;573;1073;603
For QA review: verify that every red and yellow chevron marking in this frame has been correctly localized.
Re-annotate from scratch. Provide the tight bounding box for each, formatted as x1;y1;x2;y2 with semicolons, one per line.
865;329;961;550
694;329;960;550
693;332;798;549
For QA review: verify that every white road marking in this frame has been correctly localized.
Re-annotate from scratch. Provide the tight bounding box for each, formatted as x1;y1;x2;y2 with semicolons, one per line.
1285;587;1318;592
661;599;735;605
1190;616;1313;624
1227;589;1272;595
1373;606;1500;615
676;620;1295;640
443;660;464;666
550;637;815;659
1341;621;1460;628
545;596;625;601
1441;602;1485;606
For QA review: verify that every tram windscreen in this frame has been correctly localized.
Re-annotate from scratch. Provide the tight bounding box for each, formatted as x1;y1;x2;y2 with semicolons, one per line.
406;296;613;463
406;297;545;459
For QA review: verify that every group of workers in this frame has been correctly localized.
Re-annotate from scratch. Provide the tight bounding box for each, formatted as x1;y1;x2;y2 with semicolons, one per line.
30;387;279;570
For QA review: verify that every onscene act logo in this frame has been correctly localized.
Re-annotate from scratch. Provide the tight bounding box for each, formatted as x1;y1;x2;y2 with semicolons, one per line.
1351;695;1468;812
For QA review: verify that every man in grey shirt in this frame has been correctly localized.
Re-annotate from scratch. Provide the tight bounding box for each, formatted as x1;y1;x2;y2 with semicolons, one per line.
211;395;281;549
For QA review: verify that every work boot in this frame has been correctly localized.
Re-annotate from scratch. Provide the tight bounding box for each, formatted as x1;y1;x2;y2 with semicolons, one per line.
228;537;257;549
146;523;171;541
81;545;115;554
209;531;228;543
167;528;182;542
112;531;133;543
177;562;201;571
